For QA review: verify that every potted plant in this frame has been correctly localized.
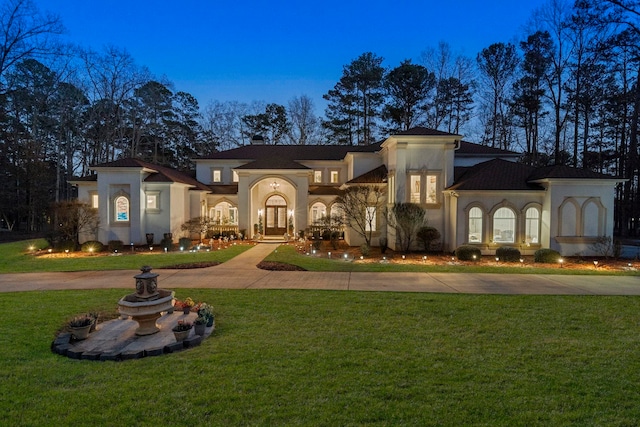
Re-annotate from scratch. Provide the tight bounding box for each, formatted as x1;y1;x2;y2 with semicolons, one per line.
177;297;195;314
68;316;93;340
193;316;207;336
198;303;215;327
172;321;192;342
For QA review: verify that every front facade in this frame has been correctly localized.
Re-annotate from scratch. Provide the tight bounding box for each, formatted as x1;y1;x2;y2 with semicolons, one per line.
71;128;622;256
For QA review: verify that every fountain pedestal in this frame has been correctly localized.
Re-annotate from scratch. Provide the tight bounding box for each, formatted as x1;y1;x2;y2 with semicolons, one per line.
118;266;175;336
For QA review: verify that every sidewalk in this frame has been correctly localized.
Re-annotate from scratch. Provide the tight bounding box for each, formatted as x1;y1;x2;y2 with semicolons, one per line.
0;243;639;295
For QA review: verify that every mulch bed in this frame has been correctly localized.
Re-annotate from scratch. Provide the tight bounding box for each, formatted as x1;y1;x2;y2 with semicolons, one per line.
162;261;221;269
257;261;307;271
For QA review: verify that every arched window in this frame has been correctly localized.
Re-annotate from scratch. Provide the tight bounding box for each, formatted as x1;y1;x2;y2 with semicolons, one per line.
493;207;515;243
525;207;540;244
210;201;238;224
310;202;327;224
115;196;129;222
468;207;483;242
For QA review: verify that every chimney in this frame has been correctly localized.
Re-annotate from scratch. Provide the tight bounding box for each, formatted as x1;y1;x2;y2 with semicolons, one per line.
251;134;265;145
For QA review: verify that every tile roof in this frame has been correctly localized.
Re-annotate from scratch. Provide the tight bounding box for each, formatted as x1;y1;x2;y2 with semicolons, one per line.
309;185;344;196
450;159;543;191
347;165;388;184
393;127;461;136
197;142;382;161
69;175;97;182
208;184;239;194
527;164;618;180
450;159;619;191
457;141;520;157
235;157;310;170
91;158;210;191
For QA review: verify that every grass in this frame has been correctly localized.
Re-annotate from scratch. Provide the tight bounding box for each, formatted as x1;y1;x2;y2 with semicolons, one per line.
265;245;640;275
1;289;640;425
0;239;252;273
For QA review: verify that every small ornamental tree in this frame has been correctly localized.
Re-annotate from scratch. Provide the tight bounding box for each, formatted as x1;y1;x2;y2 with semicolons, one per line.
181;216;216;243
335;185;386;248
388;203;427;253
51;201;99;249
417;226;441;252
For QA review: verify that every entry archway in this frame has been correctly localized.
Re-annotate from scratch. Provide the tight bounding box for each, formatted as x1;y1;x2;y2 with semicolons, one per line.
265;195;287;236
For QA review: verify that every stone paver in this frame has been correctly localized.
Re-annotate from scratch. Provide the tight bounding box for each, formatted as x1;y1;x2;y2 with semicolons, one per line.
0;242;639;295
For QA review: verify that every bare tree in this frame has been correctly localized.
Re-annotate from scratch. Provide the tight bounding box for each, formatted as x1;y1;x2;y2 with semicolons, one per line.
335;185;386;248
387;203;427;253
201;100;250;151
287;95;319;145
0;0;63;90
477;42;519;148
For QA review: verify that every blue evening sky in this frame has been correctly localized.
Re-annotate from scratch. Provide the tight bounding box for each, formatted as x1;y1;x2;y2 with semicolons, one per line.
38;0;546;111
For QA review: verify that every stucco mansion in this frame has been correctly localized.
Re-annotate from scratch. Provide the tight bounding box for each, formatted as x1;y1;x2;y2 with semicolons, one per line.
71;127;622;256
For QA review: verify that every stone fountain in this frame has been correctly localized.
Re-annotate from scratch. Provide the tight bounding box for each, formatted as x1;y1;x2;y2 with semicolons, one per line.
118;266;175;336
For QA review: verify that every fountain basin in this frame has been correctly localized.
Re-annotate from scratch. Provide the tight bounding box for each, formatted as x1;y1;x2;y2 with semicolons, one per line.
118;289;175;336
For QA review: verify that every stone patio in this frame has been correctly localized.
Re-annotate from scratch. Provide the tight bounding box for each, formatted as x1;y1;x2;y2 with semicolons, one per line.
51;311;214;361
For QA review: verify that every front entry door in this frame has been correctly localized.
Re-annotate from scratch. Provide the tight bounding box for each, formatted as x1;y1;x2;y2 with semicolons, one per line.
265;195;287;236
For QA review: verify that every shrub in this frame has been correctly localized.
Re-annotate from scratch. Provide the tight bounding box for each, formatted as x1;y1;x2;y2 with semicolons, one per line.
455;245;481;261
161;238;173;251
312;240;322;251
81;241;104;253
379;237;388;254
178;237;192;250
108;240;123;252
56;240;77;252
360;244;371;257
534;248;561;263
417;226;441;252
496;246;521;262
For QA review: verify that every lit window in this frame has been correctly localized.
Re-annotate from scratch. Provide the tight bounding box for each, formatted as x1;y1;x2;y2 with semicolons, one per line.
212;170;222;183
311;202;327;224
525;207;540;244
410;175;420;203
115;196;129;222
146;194;157;210
229;207;238;224
468;207;483;243
91;193;99;209
232;170;239;182
314;170;322;183
330;170;339;183
365;206;376;232
493;207;515;243
425;175;437;204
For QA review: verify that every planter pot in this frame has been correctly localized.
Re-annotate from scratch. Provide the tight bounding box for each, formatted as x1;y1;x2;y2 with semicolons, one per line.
89;318;97;333
69;324;91;340
194;323;206;336
173;329;191;342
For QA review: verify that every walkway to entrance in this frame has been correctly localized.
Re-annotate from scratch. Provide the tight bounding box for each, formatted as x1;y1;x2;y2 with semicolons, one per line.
0;243;639;295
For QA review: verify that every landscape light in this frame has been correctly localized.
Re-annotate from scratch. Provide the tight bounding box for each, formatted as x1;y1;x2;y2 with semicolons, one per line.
402;255;405;260
422;256;427;262
593;260;599;268
328;251;331;258
559;258;564;268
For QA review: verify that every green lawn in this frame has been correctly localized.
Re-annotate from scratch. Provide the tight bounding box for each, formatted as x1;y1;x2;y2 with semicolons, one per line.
0;239;252;273
1;289;639;425
266;245;640;275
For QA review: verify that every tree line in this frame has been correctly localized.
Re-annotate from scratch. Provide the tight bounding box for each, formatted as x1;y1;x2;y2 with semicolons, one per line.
0;0;639;237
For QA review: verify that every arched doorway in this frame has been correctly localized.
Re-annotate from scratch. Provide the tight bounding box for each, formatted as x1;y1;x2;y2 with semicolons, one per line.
265;195;287;236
